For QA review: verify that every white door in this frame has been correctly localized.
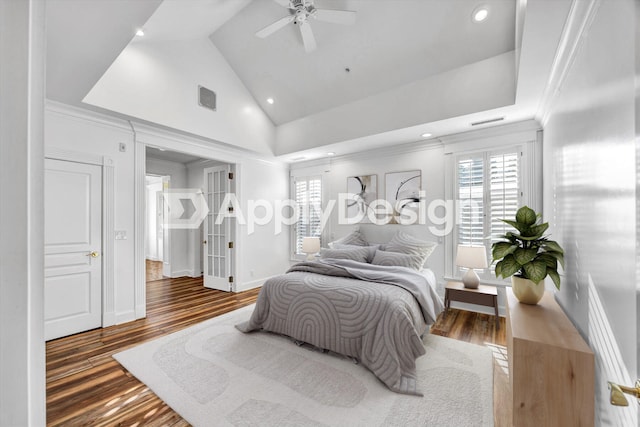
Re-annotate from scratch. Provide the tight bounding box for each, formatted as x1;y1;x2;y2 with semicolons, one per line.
203;165;233;291
44;159;102;341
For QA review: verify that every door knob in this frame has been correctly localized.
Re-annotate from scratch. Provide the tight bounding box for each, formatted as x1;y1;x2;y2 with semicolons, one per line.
608;380;640;406
87;251;100;258
203;240;207;244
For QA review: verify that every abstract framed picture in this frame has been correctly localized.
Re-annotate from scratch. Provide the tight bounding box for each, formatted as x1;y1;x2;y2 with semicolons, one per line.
385;170;421;219
346;174;377;220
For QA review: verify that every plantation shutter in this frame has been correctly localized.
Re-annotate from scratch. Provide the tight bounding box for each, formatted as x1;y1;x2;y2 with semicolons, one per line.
456;149;521;277
489;152;520;246
457;157;485;246
293;176;322;255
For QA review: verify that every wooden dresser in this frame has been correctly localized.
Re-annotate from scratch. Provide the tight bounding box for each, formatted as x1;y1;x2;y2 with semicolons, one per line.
506;288;594;426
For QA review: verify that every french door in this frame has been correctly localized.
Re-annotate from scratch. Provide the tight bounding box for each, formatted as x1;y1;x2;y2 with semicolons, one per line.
203;165;234;291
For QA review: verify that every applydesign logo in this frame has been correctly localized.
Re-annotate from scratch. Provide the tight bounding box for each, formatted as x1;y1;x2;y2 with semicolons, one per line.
162;189;209;229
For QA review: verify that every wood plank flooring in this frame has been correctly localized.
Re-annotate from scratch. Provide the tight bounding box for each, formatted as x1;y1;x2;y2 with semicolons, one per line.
47;277;508;426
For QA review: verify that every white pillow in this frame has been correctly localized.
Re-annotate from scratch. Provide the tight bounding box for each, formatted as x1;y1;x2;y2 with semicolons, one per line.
383;231;437;270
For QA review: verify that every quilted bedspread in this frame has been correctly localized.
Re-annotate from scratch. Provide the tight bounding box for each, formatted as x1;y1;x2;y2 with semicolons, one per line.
236;259;444;395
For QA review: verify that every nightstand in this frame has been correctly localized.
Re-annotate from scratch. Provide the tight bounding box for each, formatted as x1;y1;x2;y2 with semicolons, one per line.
444;281;499;329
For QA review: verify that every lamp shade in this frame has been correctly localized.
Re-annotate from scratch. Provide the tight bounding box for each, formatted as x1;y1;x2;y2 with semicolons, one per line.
302;237;321;254
455;245;488;269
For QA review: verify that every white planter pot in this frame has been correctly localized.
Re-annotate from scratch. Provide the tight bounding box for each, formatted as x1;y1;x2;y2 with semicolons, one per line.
511;275;544;305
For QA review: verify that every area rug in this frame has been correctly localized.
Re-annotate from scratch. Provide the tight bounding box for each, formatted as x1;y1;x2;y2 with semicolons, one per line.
114;305;493;426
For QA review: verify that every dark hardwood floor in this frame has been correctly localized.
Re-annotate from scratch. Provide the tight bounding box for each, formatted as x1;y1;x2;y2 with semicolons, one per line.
46;277;508;426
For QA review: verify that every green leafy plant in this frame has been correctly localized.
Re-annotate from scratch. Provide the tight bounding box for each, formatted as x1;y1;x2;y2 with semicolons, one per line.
491;206;564;289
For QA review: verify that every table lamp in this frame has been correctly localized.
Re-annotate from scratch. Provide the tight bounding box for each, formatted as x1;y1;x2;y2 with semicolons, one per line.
302;237;320;260
456;245;488;288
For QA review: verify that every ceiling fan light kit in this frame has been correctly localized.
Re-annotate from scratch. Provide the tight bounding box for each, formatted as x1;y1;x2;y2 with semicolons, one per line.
256;0;356;52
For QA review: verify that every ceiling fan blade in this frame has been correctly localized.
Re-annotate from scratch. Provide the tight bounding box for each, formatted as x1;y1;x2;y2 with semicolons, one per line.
256;15;294;38
299;22;316;53
312;8;356;25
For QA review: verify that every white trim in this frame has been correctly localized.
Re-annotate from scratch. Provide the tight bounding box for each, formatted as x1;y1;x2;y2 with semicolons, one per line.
134;140;146;318
235;277;269;292
45;147;104;166
168;269;196;278
46;100;132;132
442;121;540;154
538;0;601;126
115;310;136;325
102;156;116;326
43;150;117;328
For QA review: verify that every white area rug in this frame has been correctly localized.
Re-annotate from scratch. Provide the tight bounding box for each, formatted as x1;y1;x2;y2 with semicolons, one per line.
114;305;493;426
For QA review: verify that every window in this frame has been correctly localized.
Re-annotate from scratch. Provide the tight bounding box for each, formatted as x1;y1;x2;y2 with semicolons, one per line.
456;149;521;277
292;175;322;257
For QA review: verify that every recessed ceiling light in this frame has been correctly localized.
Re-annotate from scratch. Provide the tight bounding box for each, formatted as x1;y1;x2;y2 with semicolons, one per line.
421;133;432;138
327;152;336;156
266;98;275;104
472;6;489;22
135;29;145;37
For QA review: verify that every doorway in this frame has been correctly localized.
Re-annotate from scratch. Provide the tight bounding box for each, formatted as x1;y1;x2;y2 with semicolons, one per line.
144;147;235;288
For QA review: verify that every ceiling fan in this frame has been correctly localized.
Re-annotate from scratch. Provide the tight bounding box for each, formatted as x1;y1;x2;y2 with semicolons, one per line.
256;0;356;53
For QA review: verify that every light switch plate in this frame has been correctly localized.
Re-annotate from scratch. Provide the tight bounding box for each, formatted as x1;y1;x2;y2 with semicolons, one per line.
115;230;127;240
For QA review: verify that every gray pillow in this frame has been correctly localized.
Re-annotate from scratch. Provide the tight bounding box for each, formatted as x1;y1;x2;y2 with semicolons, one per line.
330;243;380;262
328;230;368;247
320;247;370;263
371;250;416;269
384;231;437;270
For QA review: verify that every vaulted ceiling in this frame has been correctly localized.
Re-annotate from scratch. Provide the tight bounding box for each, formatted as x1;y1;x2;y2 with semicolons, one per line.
45;0;573;161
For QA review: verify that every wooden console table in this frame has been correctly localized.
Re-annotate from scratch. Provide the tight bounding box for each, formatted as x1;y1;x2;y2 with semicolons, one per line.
506;288;594;426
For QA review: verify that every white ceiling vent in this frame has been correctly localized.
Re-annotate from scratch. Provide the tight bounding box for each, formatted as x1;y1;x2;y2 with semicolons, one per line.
471;117;504;126
198;85;216;111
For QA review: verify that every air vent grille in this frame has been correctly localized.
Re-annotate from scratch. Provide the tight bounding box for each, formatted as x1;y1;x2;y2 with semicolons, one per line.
198;85;216;111
471;117;504;126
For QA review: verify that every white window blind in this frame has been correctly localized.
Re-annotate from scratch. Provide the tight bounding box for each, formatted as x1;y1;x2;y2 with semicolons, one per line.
456;149;520;275
457;157;485;246
293;176;322;255
489;152;520;244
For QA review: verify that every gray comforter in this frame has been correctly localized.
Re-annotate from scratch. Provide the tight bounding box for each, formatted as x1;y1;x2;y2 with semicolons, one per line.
236;259;444;396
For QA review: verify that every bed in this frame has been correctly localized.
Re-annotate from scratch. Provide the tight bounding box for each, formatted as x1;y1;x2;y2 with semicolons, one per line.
236;229;444;396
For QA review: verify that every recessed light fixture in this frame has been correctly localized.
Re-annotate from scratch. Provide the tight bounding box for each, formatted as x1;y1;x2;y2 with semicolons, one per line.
472;6;489;22
327;152;336;156
135;29;145;37
266;98;275;105
421;133;432;138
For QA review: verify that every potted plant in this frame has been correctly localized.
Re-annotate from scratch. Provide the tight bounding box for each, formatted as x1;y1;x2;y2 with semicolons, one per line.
491;206;564;304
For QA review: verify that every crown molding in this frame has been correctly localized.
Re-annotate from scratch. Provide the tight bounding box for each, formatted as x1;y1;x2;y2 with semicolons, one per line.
537;0;601;126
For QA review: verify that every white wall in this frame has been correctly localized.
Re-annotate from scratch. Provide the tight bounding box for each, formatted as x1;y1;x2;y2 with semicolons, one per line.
541;0;637;424
276;52;516;155
235;158;291;290
0;0;46;424
134;123;291;292
44;102;290;328
291;142;448;285
45;103;138;323
84;37;276;155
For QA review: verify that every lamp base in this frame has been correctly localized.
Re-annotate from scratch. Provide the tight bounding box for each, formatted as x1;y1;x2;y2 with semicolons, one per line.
462;268;480;289
305;253;316;261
